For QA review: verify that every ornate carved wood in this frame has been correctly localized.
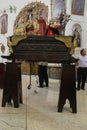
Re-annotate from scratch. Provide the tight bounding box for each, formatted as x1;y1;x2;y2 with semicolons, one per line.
11;35;72;63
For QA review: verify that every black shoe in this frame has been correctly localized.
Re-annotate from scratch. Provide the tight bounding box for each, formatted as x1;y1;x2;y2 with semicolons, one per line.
38;85;43;88
81;87;85;90
76;87;80;91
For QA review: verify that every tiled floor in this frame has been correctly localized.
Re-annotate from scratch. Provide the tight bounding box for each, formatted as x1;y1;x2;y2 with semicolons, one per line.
0;75;87;130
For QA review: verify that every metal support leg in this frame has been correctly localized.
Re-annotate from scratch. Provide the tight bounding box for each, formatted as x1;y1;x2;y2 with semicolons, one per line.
27;62;32;89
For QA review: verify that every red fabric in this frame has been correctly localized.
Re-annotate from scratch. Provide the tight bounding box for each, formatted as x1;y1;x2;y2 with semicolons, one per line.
38;17;46;35
47;28;54;36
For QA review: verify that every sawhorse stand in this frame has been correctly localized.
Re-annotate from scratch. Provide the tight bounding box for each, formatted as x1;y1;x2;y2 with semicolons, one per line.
58;64;77;113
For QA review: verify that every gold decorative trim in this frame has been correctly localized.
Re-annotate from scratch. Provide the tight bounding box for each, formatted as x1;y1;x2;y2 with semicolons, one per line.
7;35;26;53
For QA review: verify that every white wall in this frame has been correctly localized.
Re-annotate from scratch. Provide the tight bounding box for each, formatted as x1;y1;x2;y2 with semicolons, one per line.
65;0;87;49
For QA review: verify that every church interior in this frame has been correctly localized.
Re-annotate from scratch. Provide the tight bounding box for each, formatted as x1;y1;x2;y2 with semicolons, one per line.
0;0;87;129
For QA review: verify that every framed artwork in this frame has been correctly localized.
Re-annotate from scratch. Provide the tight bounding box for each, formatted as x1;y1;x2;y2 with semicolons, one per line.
51;0;65;18
72;0;85;16
1;13;8;34
0;17;1;34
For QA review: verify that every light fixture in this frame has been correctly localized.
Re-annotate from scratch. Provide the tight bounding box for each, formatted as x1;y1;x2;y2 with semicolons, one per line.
0;5;17;14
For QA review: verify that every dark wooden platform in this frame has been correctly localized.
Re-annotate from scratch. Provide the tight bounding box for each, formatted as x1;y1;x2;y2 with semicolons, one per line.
1;35;77;112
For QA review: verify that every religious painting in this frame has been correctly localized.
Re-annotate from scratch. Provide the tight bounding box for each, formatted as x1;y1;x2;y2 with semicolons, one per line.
72;0;85;15
0;17;1;34
51;0;65;18
1;13;8;34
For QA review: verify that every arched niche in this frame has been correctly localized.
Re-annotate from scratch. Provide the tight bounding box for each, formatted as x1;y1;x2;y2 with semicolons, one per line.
72;23;82;47
13;1;48;36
